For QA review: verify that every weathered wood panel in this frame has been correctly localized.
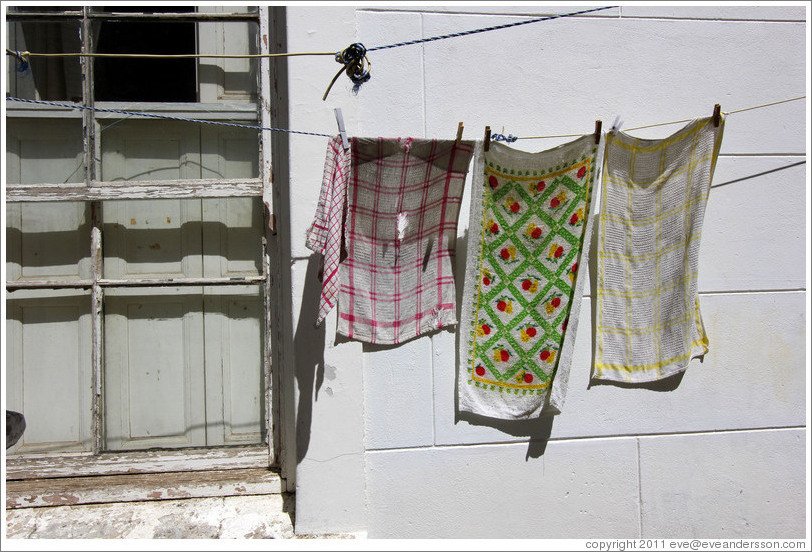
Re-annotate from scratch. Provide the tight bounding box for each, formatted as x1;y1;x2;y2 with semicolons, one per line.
6;446;269;480
7;12;260;22
6;495;297;540
6;179;263;202
6;105;260;120
6;468;282;509
7;276;265;290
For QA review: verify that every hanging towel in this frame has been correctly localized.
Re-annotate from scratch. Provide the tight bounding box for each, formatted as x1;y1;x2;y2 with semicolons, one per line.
594;116;725;383
306;135;351;326
458;136;600;419
338;137;475;344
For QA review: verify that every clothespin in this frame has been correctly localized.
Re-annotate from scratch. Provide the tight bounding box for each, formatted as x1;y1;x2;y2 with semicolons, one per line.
712;104;721;127
484;125;491;152
610;115;623;134
455;122;464;146
334;107;349;150
594;120;602;144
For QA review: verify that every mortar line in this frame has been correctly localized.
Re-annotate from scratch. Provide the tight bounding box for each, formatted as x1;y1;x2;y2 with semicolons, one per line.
365;425;806;454
420;13;427;140
430;337;437;447
719;152;806;159
717;153;807;157
698;288;806;296
579;288;805;300
636;437;644;538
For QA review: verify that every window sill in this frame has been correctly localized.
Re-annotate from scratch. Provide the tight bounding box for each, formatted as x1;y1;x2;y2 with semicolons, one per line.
6;445;270;480
5;467;282;509
6;102;259;120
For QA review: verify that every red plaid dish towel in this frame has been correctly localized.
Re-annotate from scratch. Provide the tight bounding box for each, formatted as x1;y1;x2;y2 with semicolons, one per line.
338;137;475;344
306;135;351;325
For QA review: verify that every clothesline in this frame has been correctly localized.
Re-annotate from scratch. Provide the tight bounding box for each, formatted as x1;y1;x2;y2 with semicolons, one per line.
4;96;331;137
518;95;808;139
5;95;806;141
5;47;336;60
4;6;615;61
5;6;617;99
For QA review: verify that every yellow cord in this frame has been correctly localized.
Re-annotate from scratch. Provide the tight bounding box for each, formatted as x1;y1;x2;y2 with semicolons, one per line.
517;96;806;140
6;48;334;59
8;46;805;135
725;95;806;114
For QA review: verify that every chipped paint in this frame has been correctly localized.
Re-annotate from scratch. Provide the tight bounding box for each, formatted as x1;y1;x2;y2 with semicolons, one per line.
6;468;282;510
6;446;269;480
6;495;297;539
43;494;79;506
6;179;263;202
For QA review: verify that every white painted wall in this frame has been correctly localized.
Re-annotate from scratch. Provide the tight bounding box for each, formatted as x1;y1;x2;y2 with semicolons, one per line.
279;5;808;538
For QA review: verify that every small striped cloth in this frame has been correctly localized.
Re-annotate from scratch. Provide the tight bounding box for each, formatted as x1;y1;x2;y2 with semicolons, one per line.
338;137;475;344
306;135;351;325
594;116;725;383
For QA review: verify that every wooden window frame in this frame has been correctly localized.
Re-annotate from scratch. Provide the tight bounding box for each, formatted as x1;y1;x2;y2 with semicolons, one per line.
4;7;284;485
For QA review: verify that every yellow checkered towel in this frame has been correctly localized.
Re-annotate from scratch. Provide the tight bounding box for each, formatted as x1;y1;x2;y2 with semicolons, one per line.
594;116;725;383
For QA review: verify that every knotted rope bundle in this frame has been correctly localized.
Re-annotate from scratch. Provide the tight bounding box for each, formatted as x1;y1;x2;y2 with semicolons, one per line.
322;43;371;101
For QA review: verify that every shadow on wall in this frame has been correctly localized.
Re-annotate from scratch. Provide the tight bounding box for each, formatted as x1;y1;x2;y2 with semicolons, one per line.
458;410;556;460
452;227;555;460
451;212;688;460
294;254;326;465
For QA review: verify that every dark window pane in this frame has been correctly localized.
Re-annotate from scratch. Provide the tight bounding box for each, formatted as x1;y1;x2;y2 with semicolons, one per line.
94;7;196;102
7;20;82;101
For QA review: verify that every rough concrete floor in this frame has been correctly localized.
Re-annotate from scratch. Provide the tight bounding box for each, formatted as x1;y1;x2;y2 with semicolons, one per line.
6;494;298;539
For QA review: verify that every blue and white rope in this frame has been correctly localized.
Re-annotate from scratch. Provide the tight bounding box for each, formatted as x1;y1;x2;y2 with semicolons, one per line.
367;6;616;52
7;94;806;141
4;96;331;137
491;133;519;143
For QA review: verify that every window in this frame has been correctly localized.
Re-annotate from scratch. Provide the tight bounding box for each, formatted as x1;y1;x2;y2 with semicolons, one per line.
5;7;281;492
94;7;197;102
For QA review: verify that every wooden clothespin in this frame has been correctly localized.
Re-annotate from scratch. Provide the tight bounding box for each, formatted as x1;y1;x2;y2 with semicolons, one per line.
712;104;721;127
455;122;464;146
594;120;602;144
334;107;349;150
484;125;491;152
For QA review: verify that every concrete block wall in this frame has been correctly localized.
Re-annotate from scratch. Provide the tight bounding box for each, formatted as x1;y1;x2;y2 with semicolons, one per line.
280;5;808;538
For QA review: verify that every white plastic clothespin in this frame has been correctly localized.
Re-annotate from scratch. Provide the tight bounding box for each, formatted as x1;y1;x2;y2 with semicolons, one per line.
334;107;349;151
610;114;623;134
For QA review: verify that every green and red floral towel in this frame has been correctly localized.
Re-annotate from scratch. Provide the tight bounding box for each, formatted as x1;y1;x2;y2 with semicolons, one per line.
458;136;599;419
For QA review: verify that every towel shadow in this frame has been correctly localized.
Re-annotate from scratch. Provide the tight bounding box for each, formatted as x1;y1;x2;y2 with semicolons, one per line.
587;369;687;392
294;254;326;464
451;228;557;459
457;410;555;459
